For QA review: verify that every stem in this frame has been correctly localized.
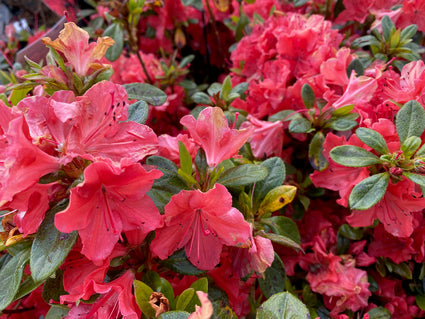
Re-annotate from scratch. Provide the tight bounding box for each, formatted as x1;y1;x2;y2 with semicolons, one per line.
204;0;225;69
136;50;154;84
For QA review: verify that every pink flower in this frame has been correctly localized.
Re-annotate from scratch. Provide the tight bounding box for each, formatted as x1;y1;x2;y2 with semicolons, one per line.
188;291;213;319
241;115;284;159
42;22;114;76
157;133;199;164
55;160;162;263
150;183;251;270
180;107;253;167
66;270;141;319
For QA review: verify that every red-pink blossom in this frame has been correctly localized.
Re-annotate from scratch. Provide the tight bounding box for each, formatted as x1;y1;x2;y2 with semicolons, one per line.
180;107;253;167
150;183;251;270
55;160;162;263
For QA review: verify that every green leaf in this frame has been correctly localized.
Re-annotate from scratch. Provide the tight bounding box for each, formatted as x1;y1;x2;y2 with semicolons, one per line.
143;271;175;307
351;35;381;49
185;277;208;313
176;288;195;311
146;156;188;212
258;254;286;298
124;83;167;106
195;148;208;185
356;127;389;154
179;55;195;68
253;157;286;209
258;230;302;251
181;0;203;10
339;224;364;240
268;110;297;122
216;164;268;187
191;92;213;106
416;295;425;311
293;0;308;7
328;118;358;131
159;311;190;319
400;24;418;43
10;86;32;106
221;75;232;100
262;216;301;245
330;145;382;167
42;269;67;303
45;305;69;319
103;22;124;62
230;82;249;96
367;306;391;319
349;172;390;210
14;277;42;301
385;260;412;279
396;100;425;143
0;248;31;311
207;83;222;96
179;141;193;176
346;58;364;77
403;172;425;188
401;136;421;158
256;292;310;319
134;279;156;318
126;100;149;124
301;84;315;109
309;131;328;170
382;16;395;41
30;200;78;283
332;104;354;116
288;117;312;133
160;249;205;276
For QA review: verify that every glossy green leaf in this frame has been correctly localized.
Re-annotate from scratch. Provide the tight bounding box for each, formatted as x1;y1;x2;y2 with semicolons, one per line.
301;84;315;109
309;131;328;170
42;269;67;303
124;83;167;106
103;22;124;62
0;248;31;311
258;254;286;298
30;200;78;283
256;292;310;319
328;118;358;131
288;117;312;133
45;305;69;319
10;86;32;106
400;24;418;43
13;277;42;301
126;100;149;124
330;145;382;167
382;15;395;41
346;58;364;77
401;136;421;158
179;141;193;176
221;75;232;99
349;172;390;210
134;279;156;318
356;127;389;154
367;307;391;319
179;55;195;68
160;249;205;276
146;156;188;212
416;295;425;311
262;216;301;245
258;230;302;251
191;92;213;106
159;311;190;319
339;224;364;240
253;157;286;208
216;164;268;187
181;0;203;10
230;82;249;95
175;288;195;311
293;0;308;7
185;277;208;313
396;100;425;143
403;172;425;188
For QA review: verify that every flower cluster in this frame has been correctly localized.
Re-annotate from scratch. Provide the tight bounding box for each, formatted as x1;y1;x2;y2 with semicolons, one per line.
1;0;425;318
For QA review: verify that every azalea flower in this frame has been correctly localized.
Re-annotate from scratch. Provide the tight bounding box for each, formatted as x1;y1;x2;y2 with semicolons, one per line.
66;270;141;319
180;107;254;167
55;159;162;263
42;22;114;76
150;183;251;270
